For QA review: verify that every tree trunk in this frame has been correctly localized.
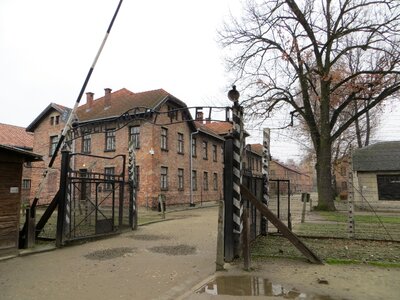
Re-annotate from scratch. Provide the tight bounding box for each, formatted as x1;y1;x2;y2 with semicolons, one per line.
315;138;336;211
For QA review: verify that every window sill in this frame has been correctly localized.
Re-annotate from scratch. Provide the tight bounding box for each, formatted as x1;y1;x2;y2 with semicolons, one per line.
161;148;169;152
104;149;116;152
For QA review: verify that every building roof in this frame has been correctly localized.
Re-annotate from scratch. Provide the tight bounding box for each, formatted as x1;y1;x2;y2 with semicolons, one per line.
0;123;33;150
75;88;197;131
203;122;233;136
76;88;187;121
353;141;400;171
0;144;42;161
26;103;72;132
247;143;263;156
271;160;309;177
194;121;225;141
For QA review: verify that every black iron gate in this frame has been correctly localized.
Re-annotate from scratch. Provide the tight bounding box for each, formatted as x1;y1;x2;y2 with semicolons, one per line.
268;179;291;232
56;151;133;246
242;173;264;241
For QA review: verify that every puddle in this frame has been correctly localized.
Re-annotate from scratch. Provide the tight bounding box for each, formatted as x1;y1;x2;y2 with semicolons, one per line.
197;275;339;299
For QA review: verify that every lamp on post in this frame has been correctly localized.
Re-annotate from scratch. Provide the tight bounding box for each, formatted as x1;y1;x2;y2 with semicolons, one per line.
228;85;240;103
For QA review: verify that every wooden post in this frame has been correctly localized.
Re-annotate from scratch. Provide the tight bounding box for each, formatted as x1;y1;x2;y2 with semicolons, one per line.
56;150;70;247
301;193;307;223
216;200;225;271
241;185;323;264
242;207;251;271
347;149;355;238
223;136;235;262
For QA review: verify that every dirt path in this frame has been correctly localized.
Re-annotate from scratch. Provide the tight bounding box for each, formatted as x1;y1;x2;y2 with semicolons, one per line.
1;206;399;300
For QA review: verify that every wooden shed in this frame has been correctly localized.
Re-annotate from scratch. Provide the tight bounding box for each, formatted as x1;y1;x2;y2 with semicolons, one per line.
0;144;41;258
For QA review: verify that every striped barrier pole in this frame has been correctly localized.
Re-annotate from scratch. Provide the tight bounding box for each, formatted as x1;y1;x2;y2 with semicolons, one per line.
228;86;243;257
261;128;270;235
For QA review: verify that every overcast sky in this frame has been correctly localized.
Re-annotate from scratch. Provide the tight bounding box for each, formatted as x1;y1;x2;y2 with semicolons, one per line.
0;0;240;125
1;0;399;163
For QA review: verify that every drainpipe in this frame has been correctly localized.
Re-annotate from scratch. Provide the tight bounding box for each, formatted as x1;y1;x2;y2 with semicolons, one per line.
190;130;199;206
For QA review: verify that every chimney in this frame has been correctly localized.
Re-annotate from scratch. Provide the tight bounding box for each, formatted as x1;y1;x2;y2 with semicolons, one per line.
104;88;112;108
86;92;94;108
195;107;204;122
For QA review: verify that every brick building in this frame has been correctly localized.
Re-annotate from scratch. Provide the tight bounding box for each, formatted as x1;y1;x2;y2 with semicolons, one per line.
26;104;72;206
269;160;312;194
26;88;226;208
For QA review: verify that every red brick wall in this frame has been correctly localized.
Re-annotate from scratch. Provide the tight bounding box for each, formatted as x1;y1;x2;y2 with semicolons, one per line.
72;101;224;208
29;110;64;205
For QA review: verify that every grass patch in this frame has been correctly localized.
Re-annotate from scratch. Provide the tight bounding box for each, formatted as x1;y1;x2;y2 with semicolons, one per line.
318;211;400;224
251;235;400;267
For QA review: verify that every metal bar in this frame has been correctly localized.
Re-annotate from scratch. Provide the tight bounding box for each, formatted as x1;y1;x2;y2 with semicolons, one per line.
30;0;124;215
261;128;270;235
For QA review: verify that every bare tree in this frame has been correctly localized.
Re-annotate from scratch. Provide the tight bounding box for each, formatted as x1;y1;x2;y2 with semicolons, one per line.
220;0;400;210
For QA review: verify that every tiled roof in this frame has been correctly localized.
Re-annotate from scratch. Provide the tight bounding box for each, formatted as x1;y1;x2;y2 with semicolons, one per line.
0;123;33;149
353;141;400;171
272;160;308;176
247;143;263;156
76;88;173;122
202;122;233;135
194;121;225;141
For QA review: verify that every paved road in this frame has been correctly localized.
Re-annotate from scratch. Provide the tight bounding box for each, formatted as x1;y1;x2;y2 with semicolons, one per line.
0;206;219;300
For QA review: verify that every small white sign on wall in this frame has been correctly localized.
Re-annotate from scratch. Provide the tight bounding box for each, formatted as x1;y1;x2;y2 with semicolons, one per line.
10;187;19;193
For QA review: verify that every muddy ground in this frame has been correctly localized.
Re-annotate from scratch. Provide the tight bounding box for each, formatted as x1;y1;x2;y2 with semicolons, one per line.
1;206;399;300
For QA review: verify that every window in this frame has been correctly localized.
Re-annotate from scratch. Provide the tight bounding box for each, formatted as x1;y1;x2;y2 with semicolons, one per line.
212;144;217;162
270;170;276;176
104;167;115;190
161;167;168;190
377;175;400;201
192;137;197;157
105;129;116;151
178;168;184;190
129;126;140;149
50;115;60;126
203;172;209;191
178;133;184;154
168;105;178;120
203;141;208;160
82;134;91;153
22;179;31;190
49;135;59;156
161;127;168;150
192;170;197;191
213;173;218;191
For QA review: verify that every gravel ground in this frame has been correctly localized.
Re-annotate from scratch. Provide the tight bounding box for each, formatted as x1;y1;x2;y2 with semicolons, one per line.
2;205;400;300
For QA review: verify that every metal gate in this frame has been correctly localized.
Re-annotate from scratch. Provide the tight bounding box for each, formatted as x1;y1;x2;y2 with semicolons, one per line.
243;173;264;241
268;179;291;232
56;151;133;245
